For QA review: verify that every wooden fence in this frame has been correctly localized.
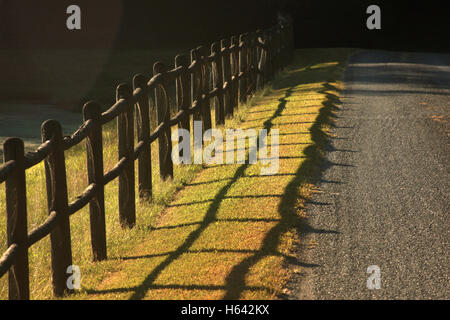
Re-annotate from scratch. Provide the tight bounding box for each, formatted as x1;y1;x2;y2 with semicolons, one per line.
0;20;294;299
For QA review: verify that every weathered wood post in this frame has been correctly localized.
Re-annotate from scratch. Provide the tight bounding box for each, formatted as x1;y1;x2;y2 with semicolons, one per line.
211;42;225;125
280;25;287;68
221;38;233;118
246;32;255;96
230;35;239;111
251;31;259;94
197;46;212;132
175;54;190;134
3;138;29;300
271;28;278;76
267;30;275;81
256;29;265;90
278;25;285;68
116;83;136;228
41;119;73;297
133;74;152;199
175;54;191;162
191;48;203;137
238;34;247;104
154;62;174;180
82;101;107;261
274;27;281;74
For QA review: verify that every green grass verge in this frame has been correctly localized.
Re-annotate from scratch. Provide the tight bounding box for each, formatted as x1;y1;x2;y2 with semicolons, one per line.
0;48;354;300
64;48;352;300
0;116;207;299
0;59;257;299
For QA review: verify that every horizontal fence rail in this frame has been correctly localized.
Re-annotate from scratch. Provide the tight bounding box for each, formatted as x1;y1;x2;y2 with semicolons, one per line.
0;19;294;299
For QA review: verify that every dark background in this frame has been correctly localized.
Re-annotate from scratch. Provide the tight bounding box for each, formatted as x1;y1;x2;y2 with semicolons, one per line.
0;0;448;52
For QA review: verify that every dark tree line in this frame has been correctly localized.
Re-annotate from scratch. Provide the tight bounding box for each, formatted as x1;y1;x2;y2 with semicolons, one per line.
0;0;447;51
0;0;279;49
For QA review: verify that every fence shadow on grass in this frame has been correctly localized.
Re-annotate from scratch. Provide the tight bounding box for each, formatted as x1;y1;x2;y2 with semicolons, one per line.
83;53;348;300
222;80;343;299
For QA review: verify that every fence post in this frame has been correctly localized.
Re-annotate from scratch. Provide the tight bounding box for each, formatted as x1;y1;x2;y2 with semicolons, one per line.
190;48;205;147
256;29;265;90
116;83;136;228
274;27;281;74
175;54;191;164
175;54;190;134
251;32;259;93
277;25;284;72
41;120;73;297
238;34;247;104
230;35;239;111
3;138;29;300
279;26;286;68
271;28;277;76
221;38;233;118
82;101;107;261
246;32;255;96
197;46;212;132
133;74;152;199
267;30;275;81
153;62;174;180
211;42;225;125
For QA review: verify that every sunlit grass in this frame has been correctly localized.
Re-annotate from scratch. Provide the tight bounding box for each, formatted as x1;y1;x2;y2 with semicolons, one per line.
0;82;258;300
61;48;353;300
1;48;354;300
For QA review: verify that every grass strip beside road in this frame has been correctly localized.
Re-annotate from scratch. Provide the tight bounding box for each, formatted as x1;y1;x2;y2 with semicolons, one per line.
70;48;353;300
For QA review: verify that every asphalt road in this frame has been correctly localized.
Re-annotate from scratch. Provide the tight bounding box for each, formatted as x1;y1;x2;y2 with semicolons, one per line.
289;50;449;299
